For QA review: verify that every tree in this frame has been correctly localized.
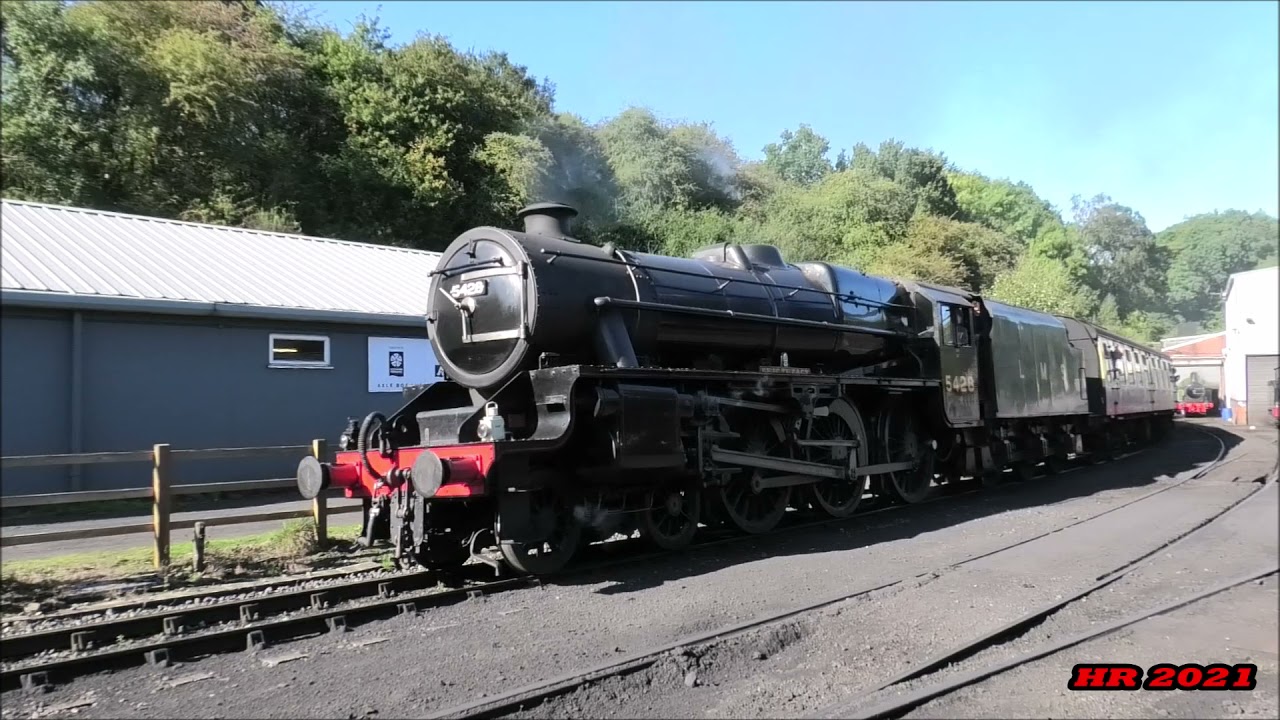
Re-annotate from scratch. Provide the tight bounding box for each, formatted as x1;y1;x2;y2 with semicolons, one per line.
901;213;1021;291
761;125;833;186
849;140;959;219
1158;210;1280;324
596;108;706;212
1071;193;1170;318
313;21;555;243
988;255;1097;318
667;121;743;210
473;131;554;215
748;168;916;264
1;0;318;222
1;0;1273;338
948;171;1064;246
525;112;621;233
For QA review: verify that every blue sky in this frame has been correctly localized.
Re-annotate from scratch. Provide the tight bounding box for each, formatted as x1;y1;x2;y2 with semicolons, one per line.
309;0;1278;232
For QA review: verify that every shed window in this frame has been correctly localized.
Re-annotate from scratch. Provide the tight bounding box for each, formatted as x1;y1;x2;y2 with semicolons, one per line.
270;334;330;368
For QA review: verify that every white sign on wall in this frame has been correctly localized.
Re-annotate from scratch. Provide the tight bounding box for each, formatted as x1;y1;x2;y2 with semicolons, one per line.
368;337;440;393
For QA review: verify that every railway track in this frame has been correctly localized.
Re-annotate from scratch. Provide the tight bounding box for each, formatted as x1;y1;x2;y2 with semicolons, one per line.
424;428;1267;720
0;425;1223;694
830;565;1278;720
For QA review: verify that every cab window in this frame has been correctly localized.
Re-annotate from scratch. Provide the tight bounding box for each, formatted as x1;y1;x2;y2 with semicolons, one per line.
939;304;973;348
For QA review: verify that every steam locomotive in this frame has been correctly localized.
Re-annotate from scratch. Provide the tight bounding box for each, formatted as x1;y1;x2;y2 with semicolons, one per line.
296;203;1177;576
1175;376;1217;417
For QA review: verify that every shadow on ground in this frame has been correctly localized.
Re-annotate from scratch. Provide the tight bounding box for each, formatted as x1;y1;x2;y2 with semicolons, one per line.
556;422;1250;595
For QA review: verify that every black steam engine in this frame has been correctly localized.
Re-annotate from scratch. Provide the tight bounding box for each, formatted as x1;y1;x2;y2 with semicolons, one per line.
296;203;1176;575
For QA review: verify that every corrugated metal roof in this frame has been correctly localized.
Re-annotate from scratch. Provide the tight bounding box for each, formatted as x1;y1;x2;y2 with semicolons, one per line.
1;199;441;321
1161;331;1226;353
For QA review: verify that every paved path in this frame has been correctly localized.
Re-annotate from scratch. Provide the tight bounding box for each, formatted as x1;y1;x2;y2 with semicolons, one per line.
1;496;364;563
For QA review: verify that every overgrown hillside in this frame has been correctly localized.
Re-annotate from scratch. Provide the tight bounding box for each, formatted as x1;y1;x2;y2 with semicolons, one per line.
3;0;1276;341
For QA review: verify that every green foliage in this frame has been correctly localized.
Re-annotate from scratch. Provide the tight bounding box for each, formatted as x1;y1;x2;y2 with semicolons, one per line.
900;213;1022;290
2;0;1272;345
762;125;833;186
1158;210;1280;323
1071;194;1170;318
849;140;959;219
596;108;739;213
949;171;1064;245
988;255;1097;318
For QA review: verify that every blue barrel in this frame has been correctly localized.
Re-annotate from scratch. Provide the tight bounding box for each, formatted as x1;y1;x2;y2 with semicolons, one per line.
1221;406;1233;422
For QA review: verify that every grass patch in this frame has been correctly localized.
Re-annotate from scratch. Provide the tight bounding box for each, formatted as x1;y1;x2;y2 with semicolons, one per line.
1;520;363;613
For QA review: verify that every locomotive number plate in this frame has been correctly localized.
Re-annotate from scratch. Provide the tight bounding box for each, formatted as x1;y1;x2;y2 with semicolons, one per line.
449;280;489;300
945;374;977;394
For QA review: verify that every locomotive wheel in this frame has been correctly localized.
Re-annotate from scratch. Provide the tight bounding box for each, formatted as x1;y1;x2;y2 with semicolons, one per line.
805;399;870;518
1042;454;1068;475
639;483;702;550
716;427;792;535
880;401;935;504
1010;460;1036;483
1094;433;1116;462
497;490;581;576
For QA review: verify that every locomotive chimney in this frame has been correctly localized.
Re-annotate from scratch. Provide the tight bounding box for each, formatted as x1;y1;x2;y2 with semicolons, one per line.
517;202;579;239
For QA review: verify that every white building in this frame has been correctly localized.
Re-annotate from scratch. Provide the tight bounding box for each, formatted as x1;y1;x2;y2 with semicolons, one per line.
1221;266;1280;425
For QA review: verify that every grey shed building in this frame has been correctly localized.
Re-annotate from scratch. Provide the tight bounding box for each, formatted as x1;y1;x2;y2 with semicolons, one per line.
1;199;442;496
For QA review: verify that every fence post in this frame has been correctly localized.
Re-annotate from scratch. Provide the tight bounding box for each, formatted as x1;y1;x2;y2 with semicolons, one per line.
311;439;328;548
152;443;171;569
193;522;206;573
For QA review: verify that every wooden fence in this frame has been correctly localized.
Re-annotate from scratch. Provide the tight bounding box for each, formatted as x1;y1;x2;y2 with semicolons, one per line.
0;440;361;568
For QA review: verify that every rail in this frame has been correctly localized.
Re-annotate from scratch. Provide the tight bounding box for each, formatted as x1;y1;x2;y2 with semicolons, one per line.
0;440;356;568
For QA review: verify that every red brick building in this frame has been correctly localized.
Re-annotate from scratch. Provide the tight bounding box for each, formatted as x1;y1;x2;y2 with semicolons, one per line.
1159;332;1225;410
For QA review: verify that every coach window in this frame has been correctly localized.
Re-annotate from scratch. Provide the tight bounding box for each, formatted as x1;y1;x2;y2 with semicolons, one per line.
269;334;331;369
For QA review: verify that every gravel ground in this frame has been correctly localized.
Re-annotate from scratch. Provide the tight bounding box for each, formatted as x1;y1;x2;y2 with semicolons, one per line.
2;422;1271;720
878;478;1280;720
505;433;1274;720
